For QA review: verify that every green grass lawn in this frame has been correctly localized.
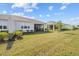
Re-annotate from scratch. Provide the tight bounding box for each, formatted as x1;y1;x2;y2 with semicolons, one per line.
0;30;79;56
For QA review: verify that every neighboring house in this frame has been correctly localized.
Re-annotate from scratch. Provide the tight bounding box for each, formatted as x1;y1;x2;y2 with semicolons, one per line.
45;21;74;31
46;21;56;30
44;21;57;31
76;25;79;29
0;14;44;33
62;24;74;30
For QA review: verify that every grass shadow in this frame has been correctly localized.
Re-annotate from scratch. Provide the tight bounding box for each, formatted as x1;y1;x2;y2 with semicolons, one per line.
64;33;75;35
0;40;8;44
61;29;72;32
6;35;23;50
6;40;15;50
23;31;53;35
6;35;16;50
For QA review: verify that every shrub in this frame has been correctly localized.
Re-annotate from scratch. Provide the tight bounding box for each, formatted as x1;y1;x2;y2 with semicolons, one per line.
13;31;23;36
0;32;9;39
48;30;53;32
0;32;9;43
13;31;23;40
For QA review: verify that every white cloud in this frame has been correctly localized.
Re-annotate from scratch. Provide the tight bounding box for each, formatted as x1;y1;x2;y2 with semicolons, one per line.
12;3;26;8
25;9;33;12
48;6;53;11
60;5;66;10
63;17;79;25
24;16;35;19
39;14;42;17
11;12;24;16
11;12;36;19
30;16;35;19
31;3;39;9
11;3;38;12
70;17;79;21
62;3;70;6
2;11;7;14
60;3;70;10
46;14;50;17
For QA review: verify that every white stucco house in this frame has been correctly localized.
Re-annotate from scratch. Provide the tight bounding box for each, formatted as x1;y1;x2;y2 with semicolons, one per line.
0;14;44;33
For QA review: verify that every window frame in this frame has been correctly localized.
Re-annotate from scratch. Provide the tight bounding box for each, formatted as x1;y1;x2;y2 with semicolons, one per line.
28;26;30;29
21;26;23;29
0;25;2;29
24;26;27;29
3;26;7;29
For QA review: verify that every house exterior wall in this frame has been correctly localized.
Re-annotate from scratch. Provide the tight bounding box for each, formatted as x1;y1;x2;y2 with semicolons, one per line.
15;22;34;32
0;20;8;31
0;19;35;33
0;14;44;33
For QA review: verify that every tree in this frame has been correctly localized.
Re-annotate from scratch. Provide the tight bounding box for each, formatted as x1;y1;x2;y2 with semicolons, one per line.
77;25;79;27
56;21;63;31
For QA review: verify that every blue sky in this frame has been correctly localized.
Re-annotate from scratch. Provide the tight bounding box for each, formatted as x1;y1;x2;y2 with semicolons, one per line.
0;3;79;25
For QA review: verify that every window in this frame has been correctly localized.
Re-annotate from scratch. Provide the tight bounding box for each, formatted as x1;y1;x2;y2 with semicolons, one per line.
0;26;2;29
21;26;30;29
21;26;23;29
3;26;7;29
24;26;27;29
28;26;30;29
